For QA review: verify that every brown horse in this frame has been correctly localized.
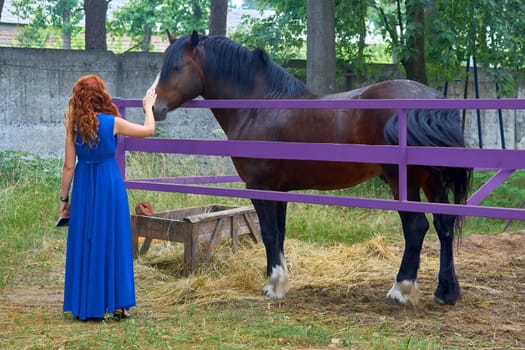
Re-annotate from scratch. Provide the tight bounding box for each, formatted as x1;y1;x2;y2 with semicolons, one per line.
151;31;472;306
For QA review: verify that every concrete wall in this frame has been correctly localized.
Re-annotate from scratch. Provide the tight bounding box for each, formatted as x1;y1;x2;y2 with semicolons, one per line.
440;73;525;150
0;47;222;157
1;47;524;157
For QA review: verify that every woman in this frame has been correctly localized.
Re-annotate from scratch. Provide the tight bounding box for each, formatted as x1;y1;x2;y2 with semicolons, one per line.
60;75;156;321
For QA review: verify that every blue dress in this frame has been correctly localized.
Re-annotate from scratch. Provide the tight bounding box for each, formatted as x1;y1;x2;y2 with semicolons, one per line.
63;114;136;320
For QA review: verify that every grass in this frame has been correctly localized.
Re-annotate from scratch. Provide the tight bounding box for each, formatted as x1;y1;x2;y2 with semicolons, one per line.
1;150;524;349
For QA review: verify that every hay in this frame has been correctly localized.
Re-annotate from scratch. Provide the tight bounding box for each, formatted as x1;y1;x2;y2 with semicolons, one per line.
135;238;267;308
135;235;399;308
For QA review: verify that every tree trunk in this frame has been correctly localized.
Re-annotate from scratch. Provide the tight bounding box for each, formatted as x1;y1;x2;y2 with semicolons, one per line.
0;0;5;22
401;0;427;84
62;31;72;50
209;0;228;36
356;2;367;64
193;1;202;21
61;1;72;49
141;25;152;52
84;0;107;50
306;0;336;94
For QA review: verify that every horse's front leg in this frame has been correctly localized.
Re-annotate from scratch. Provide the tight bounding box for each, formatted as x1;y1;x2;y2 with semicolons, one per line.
386;211;429;306
251;199;289;298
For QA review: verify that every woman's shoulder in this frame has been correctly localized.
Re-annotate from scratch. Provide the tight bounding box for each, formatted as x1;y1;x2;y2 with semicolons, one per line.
96;114;116;134
97;113;116;121
97;113;117;126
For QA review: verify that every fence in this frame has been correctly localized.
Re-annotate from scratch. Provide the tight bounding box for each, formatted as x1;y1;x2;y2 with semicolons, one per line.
114;98;525;222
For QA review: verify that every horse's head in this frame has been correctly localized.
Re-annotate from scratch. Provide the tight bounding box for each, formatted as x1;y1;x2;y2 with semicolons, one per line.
151;30;204;121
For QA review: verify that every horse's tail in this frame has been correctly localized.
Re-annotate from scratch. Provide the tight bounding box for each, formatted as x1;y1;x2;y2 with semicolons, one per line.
384;109;472;209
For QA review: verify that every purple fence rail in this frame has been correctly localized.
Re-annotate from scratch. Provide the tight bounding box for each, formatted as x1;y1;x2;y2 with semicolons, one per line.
114;98;525;221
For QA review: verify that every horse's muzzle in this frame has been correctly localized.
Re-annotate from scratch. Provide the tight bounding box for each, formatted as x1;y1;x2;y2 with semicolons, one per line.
152;104;168;121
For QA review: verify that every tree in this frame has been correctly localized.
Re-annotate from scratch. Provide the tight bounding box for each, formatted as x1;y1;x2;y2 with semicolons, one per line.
209;0;227;36
306;0;336;94
84;0;107;50
374;0;428;84
231;0;370;87
10;0;82;49
237;0;525;95
158;0;209;35
231;0;306;60
107;0;158;51
335;0;368;65
425;0;525;94
404;0;427;84
109;0;210;51
372;0;525;89
0;0;5;22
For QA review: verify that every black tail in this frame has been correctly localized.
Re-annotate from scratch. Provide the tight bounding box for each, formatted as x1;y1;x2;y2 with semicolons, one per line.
384;109;472;206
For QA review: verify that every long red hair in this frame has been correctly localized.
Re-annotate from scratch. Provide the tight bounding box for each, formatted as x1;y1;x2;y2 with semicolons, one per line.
65;75;121;147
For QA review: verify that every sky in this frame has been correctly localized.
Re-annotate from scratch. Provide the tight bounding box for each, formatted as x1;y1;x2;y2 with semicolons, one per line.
232;0;243;7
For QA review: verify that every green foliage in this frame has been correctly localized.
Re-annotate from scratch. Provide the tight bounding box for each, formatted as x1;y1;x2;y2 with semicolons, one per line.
364;43;392;64
231;3;305;60
234;1;525;91
232;0;371;70
108;0;211;51
10;0;82;48
424;0;525;94
12;26;52;48
107;0;161;51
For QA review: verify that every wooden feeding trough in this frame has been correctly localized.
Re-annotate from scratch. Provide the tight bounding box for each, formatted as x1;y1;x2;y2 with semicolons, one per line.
130;204;261;274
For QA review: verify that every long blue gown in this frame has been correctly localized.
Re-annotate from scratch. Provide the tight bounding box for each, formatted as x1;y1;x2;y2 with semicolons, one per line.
63;114;136;320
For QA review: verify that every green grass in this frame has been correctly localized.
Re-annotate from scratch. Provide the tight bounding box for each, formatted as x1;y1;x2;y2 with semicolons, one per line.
124;152;525;244
1;150;523;349
2;149;523;286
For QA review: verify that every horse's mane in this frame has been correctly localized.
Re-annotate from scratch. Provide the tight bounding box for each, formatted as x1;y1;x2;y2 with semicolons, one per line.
162;34;314;99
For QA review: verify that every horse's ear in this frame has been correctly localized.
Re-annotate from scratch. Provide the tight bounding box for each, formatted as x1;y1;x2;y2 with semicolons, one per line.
190;30;199;49
166;30;176;44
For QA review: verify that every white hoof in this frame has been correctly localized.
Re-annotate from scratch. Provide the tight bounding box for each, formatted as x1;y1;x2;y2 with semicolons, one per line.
386;280;420;306
262;254;288;298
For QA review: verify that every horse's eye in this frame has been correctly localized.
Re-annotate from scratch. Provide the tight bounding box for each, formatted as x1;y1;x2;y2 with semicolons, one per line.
174;64;182;72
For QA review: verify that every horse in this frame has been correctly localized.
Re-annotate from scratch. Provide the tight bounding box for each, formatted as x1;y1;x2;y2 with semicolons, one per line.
150;30;472;306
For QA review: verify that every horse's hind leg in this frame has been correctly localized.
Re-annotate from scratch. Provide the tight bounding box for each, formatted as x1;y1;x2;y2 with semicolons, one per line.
424;184;461;305
250;198;289;298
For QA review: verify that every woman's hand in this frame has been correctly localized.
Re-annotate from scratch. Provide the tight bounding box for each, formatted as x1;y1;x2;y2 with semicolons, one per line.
143;88;157;111
60;201;70;218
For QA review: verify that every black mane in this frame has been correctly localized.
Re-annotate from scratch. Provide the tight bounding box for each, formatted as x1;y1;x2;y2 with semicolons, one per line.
161;33;313;99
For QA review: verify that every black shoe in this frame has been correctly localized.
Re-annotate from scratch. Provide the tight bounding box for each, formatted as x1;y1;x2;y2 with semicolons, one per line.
112;308;131;321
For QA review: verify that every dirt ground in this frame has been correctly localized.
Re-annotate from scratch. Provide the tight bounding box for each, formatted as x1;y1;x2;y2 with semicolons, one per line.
283;231;525;348
2;231;524;348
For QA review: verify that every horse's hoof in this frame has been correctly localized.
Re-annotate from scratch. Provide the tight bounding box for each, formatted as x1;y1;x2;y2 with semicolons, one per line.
434;281;460;305
262;260;288;298
262;285;286;298
385;296;405;306
385;280;420;306
433;296;446;305
433;293;459;305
